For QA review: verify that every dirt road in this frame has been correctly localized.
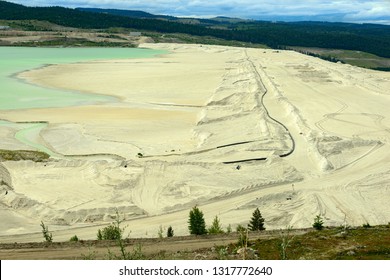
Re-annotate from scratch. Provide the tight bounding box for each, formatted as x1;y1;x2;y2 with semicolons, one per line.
0;229;310;260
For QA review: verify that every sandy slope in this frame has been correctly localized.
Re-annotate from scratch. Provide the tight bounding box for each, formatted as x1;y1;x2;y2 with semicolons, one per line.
0;43;390;243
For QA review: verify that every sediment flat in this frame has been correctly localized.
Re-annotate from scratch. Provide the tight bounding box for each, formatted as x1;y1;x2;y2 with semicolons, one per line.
1;43;390;242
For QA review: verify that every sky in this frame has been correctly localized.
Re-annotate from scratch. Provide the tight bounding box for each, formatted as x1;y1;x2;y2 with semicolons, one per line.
7;0;390;24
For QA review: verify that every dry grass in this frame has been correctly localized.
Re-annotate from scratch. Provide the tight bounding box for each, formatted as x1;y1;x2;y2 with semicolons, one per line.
1;225;389;260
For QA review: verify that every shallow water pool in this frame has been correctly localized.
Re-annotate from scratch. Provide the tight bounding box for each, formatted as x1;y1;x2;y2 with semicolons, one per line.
0;47;166;110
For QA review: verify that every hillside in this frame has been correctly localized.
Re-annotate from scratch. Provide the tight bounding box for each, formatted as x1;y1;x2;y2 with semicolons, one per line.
75;7;251;25
1;1;390;57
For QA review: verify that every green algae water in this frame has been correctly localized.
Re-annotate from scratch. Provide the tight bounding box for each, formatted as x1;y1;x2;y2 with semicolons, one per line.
0;47;166;110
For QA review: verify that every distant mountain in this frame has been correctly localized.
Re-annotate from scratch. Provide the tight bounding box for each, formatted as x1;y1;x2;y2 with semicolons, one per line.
75;8;177;21
253;13;352;23
75;7;251;26
1;1;390;58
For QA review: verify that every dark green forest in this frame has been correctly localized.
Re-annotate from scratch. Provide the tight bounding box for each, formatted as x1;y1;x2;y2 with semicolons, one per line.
1;0;390;57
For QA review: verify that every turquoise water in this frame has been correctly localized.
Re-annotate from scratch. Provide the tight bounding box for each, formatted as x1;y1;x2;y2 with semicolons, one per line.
14;122;63;157
0;47;166;110
0;119;60;156
1;119;61;157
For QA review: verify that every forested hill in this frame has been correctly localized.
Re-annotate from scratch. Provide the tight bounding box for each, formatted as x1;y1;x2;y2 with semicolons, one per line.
1;1;390;57
75;7;250;25
75;8;178;21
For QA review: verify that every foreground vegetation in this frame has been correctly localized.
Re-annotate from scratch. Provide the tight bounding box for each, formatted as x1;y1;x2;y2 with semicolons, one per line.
66;223;390;260
27;207;389;260
1;224;388;260
84;209;388;260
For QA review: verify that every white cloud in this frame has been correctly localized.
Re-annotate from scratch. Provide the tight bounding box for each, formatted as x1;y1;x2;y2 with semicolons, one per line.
7;0;390;23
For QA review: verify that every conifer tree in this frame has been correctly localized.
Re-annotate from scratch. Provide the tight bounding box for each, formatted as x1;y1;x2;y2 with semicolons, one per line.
208;215;224;234
188;206;207;235
167;226;174;238
248;208;265;231
312;215;324;230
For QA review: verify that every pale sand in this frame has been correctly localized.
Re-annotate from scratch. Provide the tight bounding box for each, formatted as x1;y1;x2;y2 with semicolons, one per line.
1;43;390;242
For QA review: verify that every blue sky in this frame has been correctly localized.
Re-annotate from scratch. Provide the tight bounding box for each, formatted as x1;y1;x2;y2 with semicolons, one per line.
8;0;390;24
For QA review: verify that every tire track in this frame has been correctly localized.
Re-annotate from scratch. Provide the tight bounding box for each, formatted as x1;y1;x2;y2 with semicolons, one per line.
315;99;348;134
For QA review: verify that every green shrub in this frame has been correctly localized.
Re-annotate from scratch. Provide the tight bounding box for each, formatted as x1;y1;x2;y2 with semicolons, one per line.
97;209;132;259
69;235;79;242
98;224;122;240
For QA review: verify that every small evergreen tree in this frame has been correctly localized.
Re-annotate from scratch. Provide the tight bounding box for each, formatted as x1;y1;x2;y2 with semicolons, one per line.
248;208;265;231
40;221;53;243
312;215;324;230
188;206;207;235
208;215;224;234
167;226;174;238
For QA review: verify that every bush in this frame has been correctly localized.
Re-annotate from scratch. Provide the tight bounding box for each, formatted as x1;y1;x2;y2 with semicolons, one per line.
97;209;133;259
188;206;207;235
248;208;265;231
313;215;324;230
98;224;122;240
97;209;126;241
69;235;79;242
